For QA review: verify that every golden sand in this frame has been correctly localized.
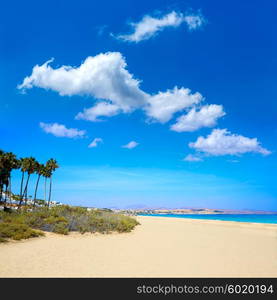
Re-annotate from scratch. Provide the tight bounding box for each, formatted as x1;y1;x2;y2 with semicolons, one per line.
0;216;276;277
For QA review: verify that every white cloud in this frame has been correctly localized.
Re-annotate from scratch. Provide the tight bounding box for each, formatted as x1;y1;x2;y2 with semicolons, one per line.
88;138;103;148
189;129;271;156
18;53;147;112
117;11;183;42
122;141;139;149
145;87;203;123
170;104;225;132
115;11;205;42
76;102;121;121
184;14;205;31
18;53;208;125
183;154;203;162
39;122;86;138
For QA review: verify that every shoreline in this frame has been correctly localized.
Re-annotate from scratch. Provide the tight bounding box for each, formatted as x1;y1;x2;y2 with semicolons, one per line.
137;215;277;228
1;216;277;277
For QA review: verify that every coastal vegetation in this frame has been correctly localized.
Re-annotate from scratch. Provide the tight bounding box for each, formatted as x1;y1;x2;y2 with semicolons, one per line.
0;149;58;208
0;205;139;242
0;149;139;243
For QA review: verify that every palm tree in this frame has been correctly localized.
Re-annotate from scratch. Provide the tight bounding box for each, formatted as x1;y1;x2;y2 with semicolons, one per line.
33;163;45;207
0;151;8;203
0;150;60;210
0;151;19;205
19;158;28;199
40;164;50;205
19;157;38;207
46;159;59;208
5;152;20;203
0;150;6;202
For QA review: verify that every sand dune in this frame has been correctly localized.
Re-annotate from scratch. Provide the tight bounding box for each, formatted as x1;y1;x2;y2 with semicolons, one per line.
0;216;277;277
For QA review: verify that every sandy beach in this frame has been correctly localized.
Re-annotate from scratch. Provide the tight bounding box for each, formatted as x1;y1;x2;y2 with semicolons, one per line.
0;216;277;277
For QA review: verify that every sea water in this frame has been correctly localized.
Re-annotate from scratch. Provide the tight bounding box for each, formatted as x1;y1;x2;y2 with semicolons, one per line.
138;213;277;224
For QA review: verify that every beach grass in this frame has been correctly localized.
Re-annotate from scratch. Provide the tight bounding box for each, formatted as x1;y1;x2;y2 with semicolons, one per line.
0;205;139;242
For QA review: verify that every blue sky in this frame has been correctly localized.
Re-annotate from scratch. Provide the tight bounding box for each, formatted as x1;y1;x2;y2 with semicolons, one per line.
1;0;276;210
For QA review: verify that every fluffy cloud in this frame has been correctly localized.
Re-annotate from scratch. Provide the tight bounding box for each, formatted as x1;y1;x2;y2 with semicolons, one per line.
116;11;205;42
189;129;271;156
88;138;103;148
170;104;225;132
145;87;203;123
76;102;121;121
184;14;205;31
18;53;147;112
122;141;139;149
183;154;203;162
18;53;206;125
39;122;86;138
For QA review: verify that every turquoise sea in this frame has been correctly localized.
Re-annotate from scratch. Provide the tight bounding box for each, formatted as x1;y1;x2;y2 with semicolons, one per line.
138;213;277;224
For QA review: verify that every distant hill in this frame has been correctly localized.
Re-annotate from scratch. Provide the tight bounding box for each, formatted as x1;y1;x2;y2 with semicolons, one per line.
120;207;277;215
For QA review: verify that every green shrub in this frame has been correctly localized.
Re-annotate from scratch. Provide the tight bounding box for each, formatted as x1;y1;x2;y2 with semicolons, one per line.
0;222;44;242
52;222;69;235
116;217;139;232
0;205;139;243
0;237;7;243
45;216;68;224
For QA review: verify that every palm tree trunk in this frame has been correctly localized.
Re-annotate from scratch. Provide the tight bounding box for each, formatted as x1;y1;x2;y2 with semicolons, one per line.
19;173;30;207
4;184;8;205
33;174;41;208
24;187;28;206
47;176;52;208
9;175;12;204
44;177;47;205
0;184;2;202
20;171;25;198
2;184;8;211
24;174;30;204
